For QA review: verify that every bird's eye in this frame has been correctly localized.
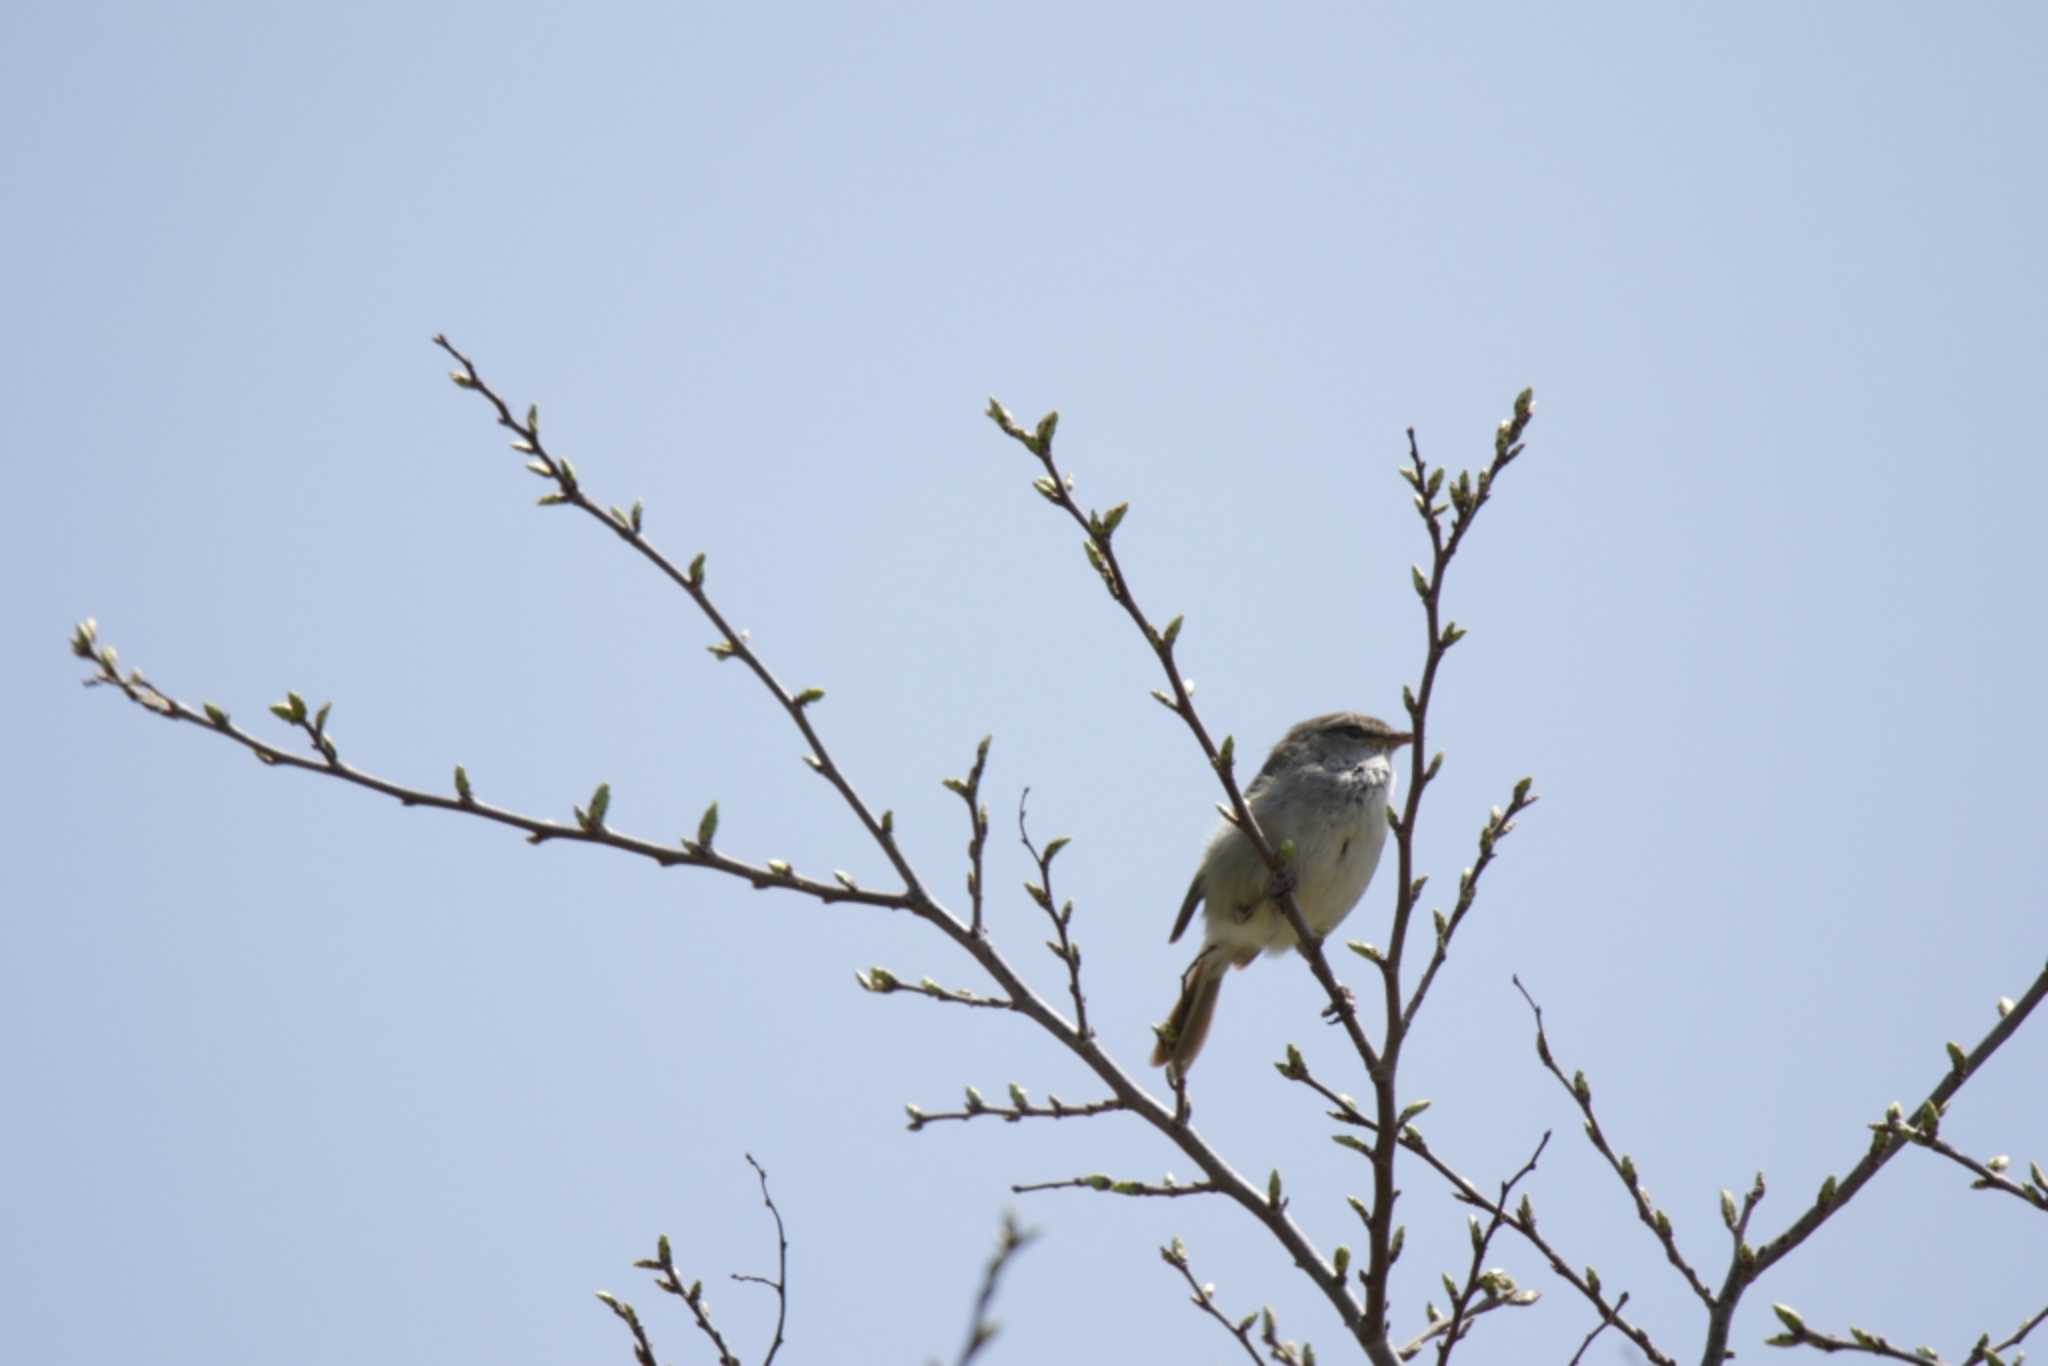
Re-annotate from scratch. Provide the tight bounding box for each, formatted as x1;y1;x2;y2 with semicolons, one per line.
1333;723;1369;742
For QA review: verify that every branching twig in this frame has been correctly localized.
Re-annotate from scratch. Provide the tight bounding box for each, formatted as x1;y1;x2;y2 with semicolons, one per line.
952;1212;1038;1366
729;1155;789;1366
1158;1236;1267;1365
1700;961;2048;1364
1277;1043;1675;1366
1396;1280;1539;1363
628;1232;742;1366
437;336;936;907
1431;1134;1550;1365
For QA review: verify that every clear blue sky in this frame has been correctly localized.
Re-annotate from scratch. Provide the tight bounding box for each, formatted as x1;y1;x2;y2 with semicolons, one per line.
6;4;2044;1363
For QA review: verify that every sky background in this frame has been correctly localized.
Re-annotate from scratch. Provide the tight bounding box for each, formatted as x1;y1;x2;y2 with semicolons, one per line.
5;4;2045;1364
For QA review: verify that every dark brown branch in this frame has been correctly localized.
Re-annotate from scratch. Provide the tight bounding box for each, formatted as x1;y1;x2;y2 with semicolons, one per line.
729;1155;788;1366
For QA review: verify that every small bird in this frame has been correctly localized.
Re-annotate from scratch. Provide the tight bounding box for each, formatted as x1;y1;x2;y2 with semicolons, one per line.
1151;712;1411;1079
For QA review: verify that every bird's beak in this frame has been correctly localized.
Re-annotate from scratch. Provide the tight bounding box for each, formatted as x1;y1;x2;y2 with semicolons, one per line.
1390;732;1414;750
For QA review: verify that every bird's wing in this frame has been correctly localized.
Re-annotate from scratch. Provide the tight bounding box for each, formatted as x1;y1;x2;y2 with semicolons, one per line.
1168;871;1205;943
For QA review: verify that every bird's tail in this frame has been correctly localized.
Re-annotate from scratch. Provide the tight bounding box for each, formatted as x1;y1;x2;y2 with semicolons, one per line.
1151;947;1242;1078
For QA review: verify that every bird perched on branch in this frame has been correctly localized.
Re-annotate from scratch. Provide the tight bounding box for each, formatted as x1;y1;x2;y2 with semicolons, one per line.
1152;711;1410;1079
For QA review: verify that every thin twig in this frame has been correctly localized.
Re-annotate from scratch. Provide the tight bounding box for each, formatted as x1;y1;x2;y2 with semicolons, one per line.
1396;1289;1539;1363
594;1290;661;1366
1012;1174;1219;1197
853;968;1011;1011
1432;1133;1550;1366
1017;788;1089;1040
1565;1292;1628;1366
729;1155;788;1366
69;626;907;910
953;1213;1038;1366
1399;785;1537;1035
1896;1124;2048;1212
1992;1302;2048;1358
946;738;993;935
632;1232;742;1366
1158;1237;1266;1365
906;1091;1125;1131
